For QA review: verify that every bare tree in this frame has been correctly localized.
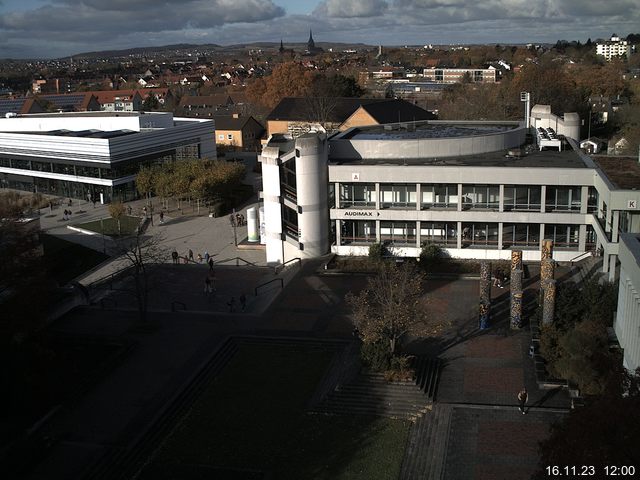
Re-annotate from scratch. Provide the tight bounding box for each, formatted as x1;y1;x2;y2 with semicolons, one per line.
118;232;165;324
346;261;444;355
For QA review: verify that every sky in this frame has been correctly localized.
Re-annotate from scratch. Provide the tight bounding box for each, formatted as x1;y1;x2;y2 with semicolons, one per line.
0;0;638;59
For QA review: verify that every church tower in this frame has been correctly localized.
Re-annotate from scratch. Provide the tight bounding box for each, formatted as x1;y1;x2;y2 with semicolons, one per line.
308;30;315;51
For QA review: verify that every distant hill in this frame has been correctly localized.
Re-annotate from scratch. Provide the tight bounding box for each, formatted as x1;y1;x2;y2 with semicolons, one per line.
69;41;374;60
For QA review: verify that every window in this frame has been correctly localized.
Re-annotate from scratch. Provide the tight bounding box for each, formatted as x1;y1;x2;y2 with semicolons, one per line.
544;224;580;249
587;187;598;213
503;185;541;211
280;159;297;201
218;134;224;140
380;221;416;245
227;134;233;140
379;184;416;208
502;224;540;248
462;185;499;210
545;186;581;211
341;220;376;244
339;183;376;208
421;184;457;209
461;223;499;247
282;206;298;241
420;222;457;246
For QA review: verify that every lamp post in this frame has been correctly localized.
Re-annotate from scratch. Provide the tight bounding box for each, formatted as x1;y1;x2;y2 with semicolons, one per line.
100;217;106;254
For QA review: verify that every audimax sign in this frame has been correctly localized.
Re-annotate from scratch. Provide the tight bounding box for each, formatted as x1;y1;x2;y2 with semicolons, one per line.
344;211;380;217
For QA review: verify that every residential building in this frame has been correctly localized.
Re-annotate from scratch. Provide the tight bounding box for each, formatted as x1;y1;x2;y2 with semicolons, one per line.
34;93;101;113
0;98;45;117
422;67;497;84
178;95;235;117
92;90;143;112
596;34;633;61
213;114;264;151
266;97;435;138
0;112;215;203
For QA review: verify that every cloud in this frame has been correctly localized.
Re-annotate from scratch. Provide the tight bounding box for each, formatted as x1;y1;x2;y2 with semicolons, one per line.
0;0;285;38
0;0;638;58
314;0;388;18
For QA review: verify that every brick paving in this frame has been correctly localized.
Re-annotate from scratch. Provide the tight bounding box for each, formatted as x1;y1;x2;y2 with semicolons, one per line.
444;408;565;480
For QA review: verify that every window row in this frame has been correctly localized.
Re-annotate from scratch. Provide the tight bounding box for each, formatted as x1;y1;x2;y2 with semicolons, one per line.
339;220;588;250
337;183;598;213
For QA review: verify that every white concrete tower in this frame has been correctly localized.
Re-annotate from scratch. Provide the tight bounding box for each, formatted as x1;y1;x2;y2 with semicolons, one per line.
295;133;329;257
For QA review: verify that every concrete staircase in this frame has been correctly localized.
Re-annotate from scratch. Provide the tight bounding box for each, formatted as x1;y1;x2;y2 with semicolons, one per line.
311;356;442;421
311;372;432;420
399;403;453;480
560;256;604;285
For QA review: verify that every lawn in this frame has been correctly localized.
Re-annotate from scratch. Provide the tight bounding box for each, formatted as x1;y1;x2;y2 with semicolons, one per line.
140;343;410;480
75;215;140;236
41;234;110;284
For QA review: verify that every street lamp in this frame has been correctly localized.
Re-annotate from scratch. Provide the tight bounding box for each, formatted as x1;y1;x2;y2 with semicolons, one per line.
520;92;531;128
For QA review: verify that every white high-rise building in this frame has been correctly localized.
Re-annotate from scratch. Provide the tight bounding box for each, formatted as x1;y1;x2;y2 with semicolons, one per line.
596;34;632;61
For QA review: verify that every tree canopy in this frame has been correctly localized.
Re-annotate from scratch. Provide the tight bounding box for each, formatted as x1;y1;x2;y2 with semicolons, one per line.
346;261;444;356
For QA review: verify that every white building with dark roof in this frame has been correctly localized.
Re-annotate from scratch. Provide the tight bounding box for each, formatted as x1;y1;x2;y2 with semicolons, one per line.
259;106;640;285
0;111;215;203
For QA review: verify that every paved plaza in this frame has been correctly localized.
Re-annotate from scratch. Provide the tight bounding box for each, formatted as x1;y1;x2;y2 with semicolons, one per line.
21;173;572;479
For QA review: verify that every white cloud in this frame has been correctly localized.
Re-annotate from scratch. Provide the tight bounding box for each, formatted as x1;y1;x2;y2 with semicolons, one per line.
314;0;388;18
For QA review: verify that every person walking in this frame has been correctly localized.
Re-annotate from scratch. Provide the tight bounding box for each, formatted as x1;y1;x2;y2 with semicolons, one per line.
159;211;164;224
197;253;203;263
171;249;179;264
227;296;236;313
204;275;213;294
239;293;246;312
204;251;210;263
208;257;214;271
518;387;528;414
188;249;194;262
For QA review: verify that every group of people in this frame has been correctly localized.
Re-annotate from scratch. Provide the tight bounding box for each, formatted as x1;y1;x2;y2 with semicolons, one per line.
493;268;508;288
229;213;245;227
62;209;73;221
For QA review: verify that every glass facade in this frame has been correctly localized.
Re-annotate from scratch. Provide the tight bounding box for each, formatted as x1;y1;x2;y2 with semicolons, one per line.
502;223;540;248
544;224;580;249
380;221;416;245
380;184;417;208
341;220;376;244
462;185;500;210
421;184;457;209
503;185;542;211
339;183;376;208
461;223;499;247
420;222;457;246
546;186;581;211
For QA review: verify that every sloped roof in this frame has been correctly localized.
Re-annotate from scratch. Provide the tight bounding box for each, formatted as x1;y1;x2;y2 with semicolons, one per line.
212;115;263;131
357;99;436;124
88;90;141;104
266;97;435;124
36;93;98;111
179;95;233;107
266;97;388;123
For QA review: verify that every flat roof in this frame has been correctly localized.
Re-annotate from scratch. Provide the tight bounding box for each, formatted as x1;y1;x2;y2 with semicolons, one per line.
340;121;518;141
330;145;588;169
25;129;137;139
6;111;163;118
593;156;640;190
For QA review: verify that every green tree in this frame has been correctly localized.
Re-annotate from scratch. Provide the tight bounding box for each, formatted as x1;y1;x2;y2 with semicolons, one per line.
539;279;619;394
108;201;126;235
136;166;154;205
533;370;640;479
141;94;160;111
